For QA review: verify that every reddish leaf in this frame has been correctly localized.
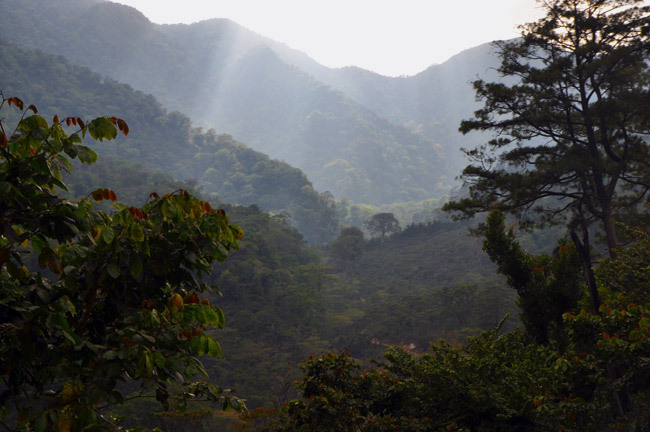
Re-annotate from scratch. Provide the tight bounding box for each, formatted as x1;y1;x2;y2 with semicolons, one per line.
149;192;160;200
53;114;59;124
65;118;72;127
128;207;146;220
217;209;226;216
91;188;104;201
0;133;7;148
91;188;118;202
7;97;24;110
48;256;62;274
185;292;200;304
27;104;38;113
201;201;213;214
117;118;129;136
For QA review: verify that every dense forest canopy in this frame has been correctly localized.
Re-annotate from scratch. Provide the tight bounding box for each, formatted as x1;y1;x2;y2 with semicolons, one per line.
1;0;650;431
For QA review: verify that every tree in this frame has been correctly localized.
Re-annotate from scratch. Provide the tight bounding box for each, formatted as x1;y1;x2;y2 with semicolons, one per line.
595;224;650;305
247;332;578;432
0;95;244;431
443;0;650;313
328;226;365;274
483;209;582;346
364;213;400;239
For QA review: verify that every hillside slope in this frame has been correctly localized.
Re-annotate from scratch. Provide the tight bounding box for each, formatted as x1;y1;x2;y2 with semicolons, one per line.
0;41;339;244
0;0;470;205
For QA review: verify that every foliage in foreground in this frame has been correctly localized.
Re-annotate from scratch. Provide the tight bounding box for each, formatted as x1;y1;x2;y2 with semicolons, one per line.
245;307;650;431
241;220;650;431
0;96;243;431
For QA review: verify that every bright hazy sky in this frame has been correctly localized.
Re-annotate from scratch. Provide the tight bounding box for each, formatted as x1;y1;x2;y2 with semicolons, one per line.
114;0;546;77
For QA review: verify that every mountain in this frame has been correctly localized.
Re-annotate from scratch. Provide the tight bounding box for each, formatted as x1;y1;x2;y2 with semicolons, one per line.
0;41;339;244
0;0;499;206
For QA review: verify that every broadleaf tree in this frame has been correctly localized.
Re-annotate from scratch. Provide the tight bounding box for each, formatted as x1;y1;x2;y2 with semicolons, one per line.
443;0;650;313
364;213;401;239
0;94;244;431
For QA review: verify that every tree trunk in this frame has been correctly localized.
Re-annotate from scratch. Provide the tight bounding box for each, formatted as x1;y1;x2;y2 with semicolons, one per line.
601;209;619;259
569;229;600;314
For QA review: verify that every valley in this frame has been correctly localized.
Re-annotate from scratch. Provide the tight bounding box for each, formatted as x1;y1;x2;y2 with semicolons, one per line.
1;0;649;430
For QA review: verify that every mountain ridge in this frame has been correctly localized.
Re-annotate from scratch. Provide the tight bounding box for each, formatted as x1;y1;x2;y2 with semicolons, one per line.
0;0;503;209
0;39;339;244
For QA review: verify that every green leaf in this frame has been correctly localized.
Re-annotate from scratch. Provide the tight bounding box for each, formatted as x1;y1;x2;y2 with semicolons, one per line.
51;123;66;141
153;352;166;368
102;350;121;360
63;244;88;262
61;329;81;345
31;236;46;253
214;306;226;328
30;155;52;176
87;117;117;141
145;352;153;376
76;145;98;164
112;202;128;212
52;154;71;178
18;114;49;132
189;304;222;327
207;338;222;357
161;199;174;219
58;296;77;316
102;226;115;244
107;263;121;279
135;353;145;378
129;223;145;242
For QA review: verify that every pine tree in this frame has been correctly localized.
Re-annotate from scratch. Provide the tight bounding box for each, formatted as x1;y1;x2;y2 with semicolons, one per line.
444;0;650;313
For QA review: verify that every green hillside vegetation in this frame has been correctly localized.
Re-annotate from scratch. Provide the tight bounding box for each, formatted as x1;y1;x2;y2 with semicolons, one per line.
0;40;338;244
0;0;458;205
61;144;521;410
199;213;524;407
0;37;525;413
284;43;501;178
324;220;519;351
56;140;333;411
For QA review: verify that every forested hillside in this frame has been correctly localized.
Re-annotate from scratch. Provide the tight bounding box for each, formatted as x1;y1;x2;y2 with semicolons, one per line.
58;124;518;411
0;41;518;409
0;0;472;205
282;42;501;159
0;41;339;244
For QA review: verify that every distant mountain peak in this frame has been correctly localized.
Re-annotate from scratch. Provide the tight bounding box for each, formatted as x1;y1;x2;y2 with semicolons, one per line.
95;1;151;24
